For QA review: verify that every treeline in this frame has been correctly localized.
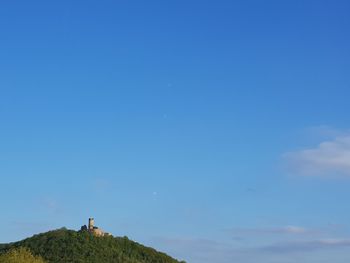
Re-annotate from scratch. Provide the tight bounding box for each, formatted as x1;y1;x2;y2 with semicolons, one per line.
0;229;185;263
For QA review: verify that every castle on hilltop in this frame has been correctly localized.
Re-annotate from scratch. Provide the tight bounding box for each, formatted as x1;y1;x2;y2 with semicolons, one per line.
80;218;110;237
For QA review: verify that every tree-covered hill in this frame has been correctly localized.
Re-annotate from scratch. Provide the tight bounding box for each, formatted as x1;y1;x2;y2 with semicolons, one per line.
0;229;185;263
0;247;46;263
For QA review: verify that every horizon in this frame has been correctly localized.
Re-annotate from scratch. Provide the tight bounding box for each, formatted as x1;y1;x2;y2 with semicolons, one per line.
1;1;350;262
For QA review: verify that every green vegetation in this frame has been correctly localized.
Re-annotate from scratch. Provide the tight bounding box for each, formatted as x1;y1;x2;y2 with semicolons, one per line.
0;229;185;263
0;247;46;263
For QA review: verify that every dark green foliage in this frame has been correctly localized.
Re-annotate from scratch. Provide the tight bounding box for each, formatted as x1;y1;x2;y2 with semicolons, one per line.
0;229;185;263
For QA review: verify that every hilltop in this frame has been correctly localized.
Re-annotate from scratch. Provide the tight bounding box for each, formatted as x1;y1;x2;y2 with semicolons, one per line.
0;228;185;263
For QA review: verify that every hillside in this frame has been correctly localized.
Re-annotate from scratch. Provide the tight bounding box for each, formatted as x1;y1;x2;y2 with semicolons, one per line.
0;229;185;263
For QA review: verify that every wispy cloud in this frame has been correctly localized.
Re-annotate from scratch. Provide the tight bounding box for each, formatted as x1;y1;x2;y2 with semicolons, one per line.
150;235;350;263
148;224;349;262
284;133;350;176
262;238;350;253
227;226;311;235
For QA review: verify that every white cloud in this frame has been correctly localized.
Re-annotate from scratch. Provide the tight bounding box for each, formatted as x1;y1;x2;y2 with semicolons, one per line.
149;235;350;263
227;225;312;236
284;134;350;176
283;226;308;234
262;238;350;253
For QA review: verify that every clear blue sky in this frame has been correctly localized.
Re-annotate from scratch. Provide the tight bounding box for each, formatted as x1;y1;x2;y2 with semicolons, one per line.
1;1;350;262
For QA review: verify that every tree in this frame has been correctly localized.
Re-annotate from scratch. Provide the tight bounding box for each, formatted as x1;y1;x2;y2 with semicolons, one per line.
0;247;46;263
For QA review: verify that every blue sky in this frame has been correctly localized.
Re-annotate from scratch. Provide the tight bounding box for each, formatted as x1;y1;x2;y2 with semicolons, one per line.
1;0;350;262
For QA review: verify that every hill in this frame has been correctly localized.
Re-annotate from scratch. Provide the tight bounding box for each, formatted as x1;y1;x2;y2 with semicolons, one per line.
0;228;185;263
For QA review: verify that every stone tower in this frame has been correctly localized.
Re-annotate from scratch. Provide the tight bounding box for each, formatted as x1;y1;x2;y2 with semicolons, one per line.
88;218;95;230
